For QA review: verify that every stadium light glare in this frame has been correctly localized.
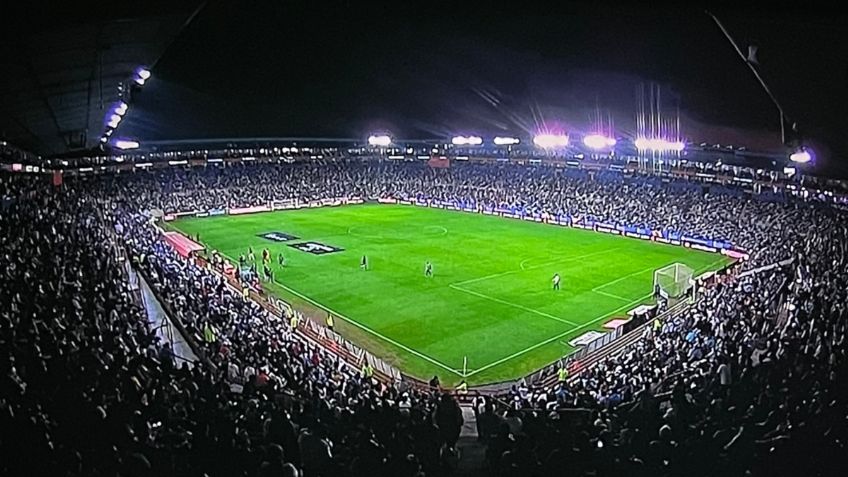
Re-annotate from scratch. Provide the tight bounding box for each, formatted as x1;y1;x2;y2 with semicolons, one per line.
115;102;128;116
137;68;151;80
669;141;685;152
114;140;140;150
583;134;616;149
368;134;392;147
533;134;569;148
451;135;483;146
790;148;812;164
493;136;520;146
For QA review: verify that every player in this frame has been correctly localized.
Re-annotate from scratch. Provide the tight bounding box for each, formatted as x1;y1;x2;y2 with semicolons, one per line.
278;252;285;267
262;248;270;264
248;247;255;262
360;255;368;270
424;261;433;277
552;273;561;291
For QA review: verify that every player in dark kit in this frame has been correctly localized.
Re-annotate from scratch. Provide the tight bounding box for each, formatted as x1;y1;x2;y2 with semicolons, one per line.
425;261;433;277
361;255;368;270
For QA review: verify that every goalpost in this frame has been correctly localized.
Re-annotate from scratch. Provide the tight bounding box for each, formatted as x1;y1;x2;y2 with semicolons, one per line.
653;263;695;301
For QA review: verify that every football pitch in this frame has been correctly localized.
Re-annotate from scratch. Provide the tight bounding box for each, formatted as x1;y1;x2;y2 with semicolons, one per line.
172;204;731;386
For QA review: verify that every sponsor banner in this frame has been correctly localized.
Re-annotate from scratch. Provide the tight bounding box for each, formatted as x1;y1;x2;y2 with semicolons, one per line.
682;236;715;248
671;240;682;246
308;201;322;208
321;198;342;206
174;210;198;218
209;208;227;216
415;200;428;207
288;241;344;255
195;212;209;218
446;205;456;210
399;200;413;205
258;232;300;242
163;214;175;222
722;248;749;260
595;225;621;235
482;209;494;215
625;232;651;240
569;330;606;347
348;197;363;204
272;199;297;210
228;205;271;215
429;202;441;208
689;243;718;253
378;198;398;204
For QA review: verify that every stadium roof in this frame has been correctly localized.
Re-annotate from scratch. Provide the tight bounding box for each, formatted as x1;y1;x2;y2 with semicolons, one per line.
0;2;201;156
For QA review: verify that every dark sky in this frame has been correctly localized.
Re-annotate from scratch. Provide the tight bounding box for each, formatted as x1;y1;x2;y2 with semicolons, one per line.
25;1;848;173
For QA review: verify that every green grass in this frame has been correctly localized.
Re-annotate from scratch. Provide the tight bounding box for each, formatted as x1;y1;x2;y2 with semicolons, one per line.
172;204;731;386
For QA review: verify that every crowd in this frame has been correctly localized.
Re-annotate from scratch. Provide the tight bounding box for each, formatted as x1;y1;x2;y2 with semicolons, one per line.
2;157;847;477
91;160;806;268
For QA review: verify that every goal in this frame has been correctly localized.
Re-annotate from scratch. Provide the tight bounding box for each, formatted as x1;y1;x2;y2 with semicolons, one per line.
653;263;695;300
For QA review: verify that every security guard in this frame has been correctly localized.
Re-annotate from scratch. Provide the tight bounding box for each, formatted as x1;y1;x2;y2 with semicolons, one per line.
326;313;335;332
557;365;569;383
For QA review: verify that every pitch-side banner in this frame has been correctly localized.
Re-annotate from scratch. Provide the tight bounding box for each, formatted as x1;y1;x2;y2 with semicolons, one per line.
228;205;271;215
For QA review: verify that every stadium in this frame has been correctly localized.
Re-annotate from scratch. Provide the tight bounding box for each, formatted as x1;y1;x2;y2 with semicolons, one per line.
2;2;848;477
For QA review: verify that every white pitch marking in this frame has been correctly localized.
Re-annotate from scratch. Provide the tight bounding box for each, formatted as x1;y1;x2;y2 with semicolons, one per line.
219;252;463;376
464;293;652;378
451;248;620;288
448;284;581;326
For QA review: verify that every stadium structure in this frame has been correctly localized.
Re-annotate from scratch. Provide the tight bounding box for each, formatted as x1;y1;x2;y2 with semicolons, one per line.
3;5;848;477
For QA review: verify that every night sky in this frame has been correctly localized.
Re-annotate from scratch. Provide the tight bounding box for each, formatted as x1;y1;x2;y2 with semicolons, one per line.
15;1;848;174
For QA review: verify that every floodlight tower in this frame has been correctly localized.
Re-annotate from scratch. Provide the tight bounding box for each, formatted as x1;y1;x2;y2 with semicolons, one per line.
707;11;809;163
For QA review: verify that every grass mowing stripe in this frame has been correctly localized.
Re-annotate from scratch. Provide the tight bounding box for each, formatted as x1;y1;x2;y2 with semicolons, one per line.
465;293;653;377
172;204;732;385
219;252;464;377
466;259;731;377
450;248;621;288
448;284;581;327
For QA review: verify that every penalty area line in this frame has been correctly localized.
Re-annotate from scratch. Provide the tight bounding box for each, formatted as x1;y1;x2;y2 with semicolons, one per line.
465;258;729;378
449;284;581;327
464;292;653;378
219;252;464;377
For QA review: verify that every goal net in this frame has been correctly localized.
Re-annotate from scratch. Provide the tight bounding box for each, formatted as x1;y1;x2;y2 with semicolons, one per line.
653;263;695;300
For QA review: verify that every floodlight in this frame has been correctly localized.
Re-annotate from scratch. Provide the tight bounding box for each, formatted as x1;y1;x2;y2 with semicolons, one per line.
533;134;569;148
114;140;140;150
368;134;392;147
790;148;812;164
451;135;483;146
669;141;685;152
137;68;151;80
583;134;616;149
493;136;520;146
